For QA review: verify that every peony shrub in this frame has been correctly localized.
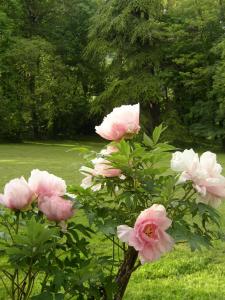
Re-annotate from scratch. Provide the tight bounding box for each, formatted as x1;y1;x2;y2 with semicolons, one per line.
0;170;95;299
0;103;224;299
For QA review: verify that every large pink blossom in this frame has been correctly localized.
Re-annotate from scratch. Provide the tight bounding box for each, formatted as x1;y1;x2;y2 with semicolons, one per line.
95;104;140;141
0;177;33;210
38;196;74;222
171;150;225;207
28;169;66;197
117;204;174;264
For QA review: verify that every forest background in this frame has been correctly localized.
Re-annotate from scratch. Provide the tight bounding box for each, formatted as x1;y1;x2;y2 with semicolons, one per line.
0;0;225;148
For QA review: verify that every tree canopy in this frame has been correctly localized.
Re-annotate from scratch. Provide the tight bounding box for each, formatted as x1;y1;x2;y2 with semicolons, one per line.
0;0;225;146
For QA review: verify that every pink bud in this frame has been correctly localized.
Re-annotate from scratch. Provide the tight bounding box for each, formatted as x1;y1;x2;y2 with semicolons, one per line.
92;145;121;177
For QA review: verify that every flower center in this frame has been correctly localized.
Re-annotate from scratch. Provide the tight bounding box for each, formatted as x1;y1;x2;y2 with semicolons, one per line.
144;224;154;238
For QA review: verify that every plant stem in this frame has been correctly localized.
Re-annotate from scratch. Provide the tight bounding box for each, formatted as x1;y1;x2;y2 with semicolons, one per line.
15;211;20;234
11;211;20;300
114;247;138;300
23;258;33;300
110;237;115;275
0;273;11;296
41;273;49;292
106;235;124;251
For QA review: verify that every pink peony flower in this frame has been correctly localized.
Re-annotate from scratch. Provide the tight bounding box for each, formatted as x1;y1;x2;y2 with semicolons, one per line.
28;169;66;197
92;145;121;177
80;145;123;190
0;177;33;210
171;150;225;207
95;104;140;141
117;204;174;264
38;196;74;222
92;157;122;177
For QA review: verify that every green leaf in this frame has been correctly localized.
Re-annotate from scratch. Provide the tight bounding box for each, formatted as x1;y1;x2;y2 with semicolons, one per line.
116;139;130;157
75;224;94;238
98;219;117;235
143;133;154;148
152;124;167;145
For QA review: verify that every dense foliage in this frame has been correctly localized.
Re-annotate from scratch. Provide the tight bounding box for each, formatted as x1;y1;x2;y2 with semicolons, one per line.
0;0;104;140
0;0;225;145
88;0;225;144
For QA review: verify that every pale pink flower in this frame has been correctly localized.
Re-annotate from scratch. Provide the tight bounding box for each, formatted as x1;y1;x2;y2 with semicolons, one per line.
0;177;33;210
80;174;102;192
171;149;200;183
81;174;93;189
28;169;66;197
38;196;74;222
171;150;225;207
80;145;122;188
80;166;102;191
95;104;140;141
117;204;174;264
100;145;118;156
194;152;225;207
92;145;121;177
80;166;96;177
92;157;122;177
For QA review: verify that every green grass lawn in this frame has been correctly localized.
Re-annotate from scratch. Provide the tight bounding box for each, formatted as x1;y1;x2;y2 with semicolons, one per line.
0;142;225;299
0;141;104;189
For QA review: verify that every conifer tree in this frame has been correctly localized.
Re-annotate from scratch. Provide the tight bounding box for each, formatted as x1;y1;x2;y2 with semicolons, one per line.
88;0;168;131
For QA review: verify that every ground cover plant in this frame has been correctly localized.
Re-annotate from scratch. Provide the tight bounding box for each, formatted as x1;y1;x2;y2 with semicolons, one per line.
0;104;225;299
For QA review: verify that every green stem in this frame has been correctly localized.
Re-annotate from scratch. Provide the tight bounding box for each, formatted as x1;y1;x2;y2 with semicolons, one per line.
23;258;34;300
41;273;49;292
105;235;124;251
11;211;20;300
110;237;115;275
0;221;14;242
15;211;20;234
0;273;11;297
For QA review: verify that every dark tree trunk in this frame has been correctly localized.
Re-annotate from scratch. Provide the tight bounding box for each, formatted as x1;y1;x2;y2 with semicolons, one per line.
148;102;161;133
222;137;225;150
28;75;38;139
114;247;138;300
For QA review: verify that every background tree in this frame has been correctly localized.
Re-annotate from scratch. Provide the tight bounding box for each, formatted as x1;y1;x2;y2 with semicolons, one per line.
0;0;102;140
1;0;225;147
87;0;169;131
88;0;225;146
164;0;225;145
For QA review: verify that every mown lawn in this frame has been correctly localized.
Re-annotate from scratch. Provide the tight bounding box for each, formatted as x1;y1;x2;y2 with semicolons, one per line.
0;142;225;300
